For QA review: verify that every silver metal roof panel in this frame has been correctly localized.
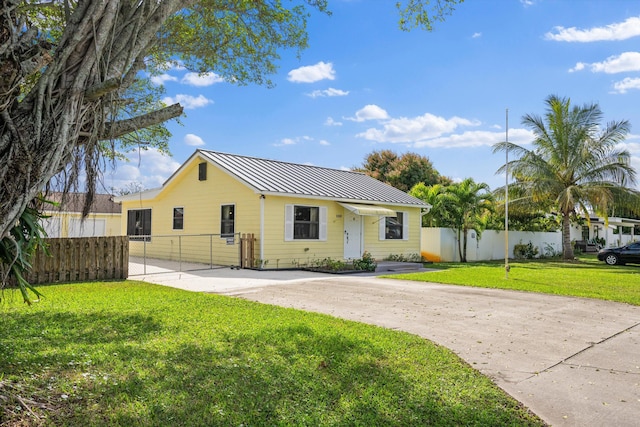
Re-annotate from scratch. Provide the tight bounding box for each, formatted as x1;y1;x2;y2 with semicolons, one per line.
198;150;428;207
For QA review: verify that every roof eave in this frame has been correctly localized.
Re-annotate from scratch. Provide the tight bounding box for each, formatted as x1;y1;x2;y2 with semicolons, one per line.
257;190;430;208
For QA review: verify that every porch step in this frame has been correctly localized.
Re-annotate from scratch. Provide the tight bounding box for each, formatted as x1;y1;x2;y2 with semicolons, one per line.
375;261;424;272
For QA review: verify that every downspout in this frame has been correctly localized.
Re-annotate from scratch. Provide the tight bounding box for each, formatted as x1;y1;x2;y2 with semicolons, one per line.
260;194;265;268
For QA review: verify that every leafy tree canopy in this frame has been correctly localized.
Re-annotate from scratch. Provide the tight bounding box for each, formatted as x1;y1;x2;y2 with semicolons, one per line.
356;149;451;192
0;0;464;302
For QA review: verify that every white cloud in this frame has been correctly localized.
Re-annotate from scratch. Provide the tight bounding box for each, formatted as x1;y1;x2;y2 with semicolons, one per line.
571;52;640;74
414;128;534;148
545;16;640;42
287;61;336;83
319;140;330;146
157;61;186;71
184;133;205;146
356;112;480;143
347;104;389;122
150;74;178;85
325;117;343;126
181;72;224;86
108;148;181;190
568;62;586;73
162;94;213;109
306;88;349;98
472;32;482;38
520;0;535;7
611;77;640;94
273;136;313;147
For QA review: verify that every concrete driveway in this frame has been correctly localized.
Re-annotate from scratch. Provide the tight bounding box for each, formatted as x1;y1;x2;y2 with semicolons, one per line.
136;268;640;426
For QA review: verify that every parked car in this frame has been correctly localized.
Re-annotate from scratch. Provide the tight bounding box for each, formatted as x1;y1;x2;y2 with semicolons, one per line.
597;242;640;265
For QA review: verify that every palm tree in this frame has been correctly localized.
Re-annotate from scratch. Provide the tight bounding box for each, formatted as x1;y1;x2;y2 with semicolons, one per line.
409;182;449;227
494;95;640;260
439;178;494;262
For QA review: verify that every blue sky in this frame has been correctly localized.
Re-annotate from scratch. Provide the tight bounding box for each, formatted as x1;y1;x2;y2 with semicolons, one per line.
106;0;640;193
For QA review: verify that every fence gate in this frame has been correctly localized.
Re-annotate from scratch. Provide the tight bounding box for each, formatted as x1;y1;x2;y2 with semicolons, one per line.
128;233;248;276
240;233;256;268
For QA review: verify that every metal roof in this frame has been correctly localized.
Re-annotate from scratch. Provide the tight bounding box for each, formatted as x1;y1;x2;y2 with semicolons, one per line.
198;150;428;207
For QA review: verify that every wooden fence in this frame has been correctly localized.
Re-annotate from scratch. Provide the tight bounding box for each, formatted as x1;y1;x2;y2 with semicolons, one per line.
240;233;256;268
20;236;129;284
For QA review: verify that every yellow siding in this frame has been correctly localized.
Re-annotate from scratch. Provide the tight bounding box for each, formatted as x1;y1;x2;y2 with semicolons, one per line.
362;207;422;261
259;198;422;268
260;196;344;268
44;211;121;238
121;157;260;265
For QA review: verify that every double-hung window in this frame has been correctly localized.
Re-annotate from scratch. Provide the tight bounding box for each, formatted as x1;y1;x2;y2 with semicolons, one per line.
295;206;319;239
173;207;184;230
379;211;409;240
221;204;235;237
285;205;327;241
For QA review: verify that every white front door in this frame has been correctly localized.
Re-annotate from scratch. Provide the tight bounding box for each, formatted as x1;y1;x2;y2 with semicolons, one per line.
343;211;362;259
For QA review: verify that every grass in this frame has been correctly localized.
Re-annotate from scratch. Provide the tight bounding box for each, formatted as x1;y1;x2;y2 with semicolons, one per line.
388;255;640;306
1;281;543;426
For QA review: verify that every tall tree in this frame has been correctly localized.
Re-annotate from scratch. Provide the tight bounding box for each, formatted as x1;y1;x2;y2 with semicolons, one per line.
494;95;640;260
0;0;464;301
438;178;494;262
357;150;450;192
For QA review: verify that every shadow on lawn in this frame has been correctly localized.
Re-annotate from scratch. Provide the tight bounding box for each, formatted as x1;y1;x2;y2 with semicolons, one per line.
2;313;542;427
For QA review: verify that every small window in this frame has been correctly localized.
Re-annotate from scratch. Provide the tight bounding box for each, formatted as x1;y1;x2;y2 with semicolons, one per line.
198;162;207;181
285;205;327;241
294;206;319;240
385;213;404;240
173;207;184;230
221;204;234;237
127;209;151;241
379;212;408;241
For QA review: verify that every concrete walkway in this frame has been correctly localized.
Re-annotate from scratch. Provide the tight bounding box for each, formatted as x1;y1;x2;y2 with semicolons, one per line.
136;268;640;426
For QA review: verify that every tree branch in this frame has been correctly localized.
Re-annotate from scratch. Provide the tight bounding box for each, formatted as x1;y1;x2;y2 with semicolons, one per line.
84;77;121;101
100;103;183;140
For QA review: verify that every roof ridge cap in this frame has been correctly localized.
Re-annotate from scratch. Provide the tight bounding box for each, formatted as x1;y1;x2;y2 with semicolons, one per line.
199;149;365;175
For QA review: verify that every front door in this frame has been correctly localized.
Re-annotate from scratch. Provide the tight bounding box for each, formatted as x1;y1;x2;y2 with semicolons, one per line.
344;211;362;259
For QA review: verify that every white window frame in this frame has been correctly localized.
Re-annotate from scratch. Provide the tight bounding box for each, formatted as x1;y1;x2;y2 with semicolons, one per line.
285;204;327;241
379;211;409;241
220;204;235;237
173;206;184;231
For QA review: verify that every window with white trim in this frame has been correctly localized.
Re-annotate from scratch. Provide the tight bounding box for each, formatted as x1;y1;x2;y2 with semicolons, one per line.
379;211;409;241
173;207;184;230
285;205;327;241
221;204;235;237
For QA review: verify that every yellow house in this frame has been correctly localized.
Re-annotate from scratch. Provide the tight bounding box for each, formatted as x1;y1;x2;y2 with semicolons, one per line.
42;192;121;238
114;150;429;269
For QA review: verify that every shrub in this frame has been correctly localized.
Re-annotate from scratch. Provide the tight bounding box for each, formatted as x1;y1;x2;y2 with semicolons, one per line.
540;242;562;259
384;253;424;263
353;251;377;272
513;241;539;259
311;257;348;271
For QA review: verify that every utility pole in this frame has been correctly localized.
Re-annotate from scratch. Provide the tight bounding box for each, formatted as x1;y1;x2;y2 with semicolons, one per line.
505;108;510;279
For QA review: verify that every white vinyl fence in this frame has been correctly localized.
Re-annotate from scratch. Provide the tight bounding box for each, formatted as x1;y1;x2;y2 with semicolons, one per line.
421;228;562;262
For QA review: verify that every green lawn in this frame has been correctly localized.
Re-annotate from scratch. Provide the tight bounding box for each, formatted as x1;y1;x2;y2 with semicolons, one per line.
388;255;640;306
1;281;543;426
